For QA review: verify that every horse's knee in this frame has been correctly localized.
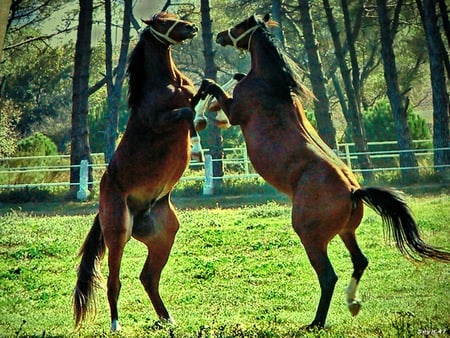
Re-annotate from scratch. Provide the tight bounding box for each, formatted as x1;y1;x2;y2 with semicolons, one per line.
319;268;338;290
352;255;368;279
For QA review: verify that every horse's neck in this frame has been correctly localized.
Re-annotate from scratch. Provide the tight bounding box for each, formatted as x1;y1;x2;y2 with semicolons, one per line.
144;41;180;86
249;35;285;84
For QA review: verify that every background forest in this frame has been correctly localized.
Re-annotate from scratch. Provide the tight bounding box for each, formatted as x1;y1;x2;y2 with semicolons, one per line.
0;0;449;193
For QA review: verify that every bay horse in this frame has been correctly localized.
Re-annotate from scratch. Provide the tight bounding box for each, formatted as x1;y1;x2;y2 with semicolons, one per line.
73;12;202;331
198;14;450;329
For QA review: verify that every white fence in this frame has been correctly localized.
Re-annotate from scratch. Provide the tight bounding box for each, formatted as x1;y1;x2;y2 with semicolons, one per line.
0;140;449;197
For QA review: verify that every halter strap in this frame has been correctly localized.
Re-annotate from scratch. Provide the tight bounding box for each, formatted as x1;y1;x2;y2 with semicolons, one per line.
227;25;259;50
148;20;182;45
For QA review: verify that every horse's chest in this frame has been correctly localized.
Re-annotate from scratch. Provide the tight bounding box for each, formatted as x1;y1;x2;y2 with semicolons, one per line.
170;85;193;105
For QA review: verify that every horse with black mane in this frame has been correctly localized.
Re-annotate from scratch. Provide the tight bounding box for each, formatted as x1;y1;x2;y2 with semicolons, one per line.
199;13;450;329
73;12;202;331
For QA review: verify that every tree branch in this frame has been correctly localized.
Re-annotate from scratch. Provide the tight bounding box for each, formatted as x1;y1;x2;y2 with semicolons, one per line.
3;26;76;50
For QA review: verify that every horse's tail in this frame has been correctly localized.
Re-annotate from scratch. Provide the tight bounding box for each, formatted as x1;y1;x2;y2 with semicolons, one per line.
353;187;450;262
73;214;105;328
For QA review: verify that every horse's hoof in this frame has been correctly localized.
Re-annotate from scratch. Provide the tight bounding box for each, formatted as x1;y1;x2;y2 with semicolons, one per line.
111;319;121;332
348;300;362;316
153;317;176;330
194;118;207;131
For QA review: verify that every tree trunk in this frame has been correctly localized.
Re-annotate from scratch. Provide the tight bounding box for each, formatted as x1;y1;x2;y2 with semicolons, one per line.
0;0;11;62
200;0;223;189
104;0;131;162
332;73;351;141
342;0;362;108
376;0;419;182
438;0;450;49
323;0;373;181
70;0;93;196
271;0;285;47
298;0;336;149
420;0;450;175
104;0;114;161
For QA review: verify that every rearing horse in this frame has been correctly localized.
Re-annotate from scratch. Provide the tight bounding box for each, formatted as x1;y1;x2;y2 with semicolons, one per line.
73;12;201;331
199;14;450;329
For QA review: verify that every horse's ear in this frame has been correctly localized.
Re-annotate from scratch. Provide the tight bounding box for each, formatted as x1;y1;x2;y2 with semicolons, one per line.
263;13;270;22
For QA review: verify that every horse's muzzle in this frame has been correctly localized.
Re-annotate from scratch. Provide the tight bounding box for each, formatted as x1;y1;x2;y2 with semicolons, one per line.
187;26;198;39
216;32;227;46
192;25;199;34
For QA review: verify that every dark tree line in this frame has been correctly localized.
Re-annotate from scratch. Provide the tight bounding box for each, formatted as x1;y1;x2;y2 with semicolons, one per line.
1;0;449;197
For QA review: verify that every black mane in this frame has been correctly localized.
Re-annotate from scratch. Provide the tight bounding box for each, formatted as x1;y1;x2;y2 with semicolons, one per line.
126;34;147;111
254;16;312;100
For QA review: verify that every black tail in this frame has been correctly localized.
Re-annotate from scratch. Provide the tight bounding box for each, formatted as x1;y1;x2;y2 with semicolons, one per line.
353;187;450;262
73;214;105;328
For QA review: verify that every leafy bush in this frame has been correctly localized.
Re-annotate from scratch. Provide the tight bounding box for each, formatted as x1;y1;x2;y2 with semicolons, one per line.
15;132;58;157
0;99;22;157
363;99;431;143
0;186;63;203
360;100;431;168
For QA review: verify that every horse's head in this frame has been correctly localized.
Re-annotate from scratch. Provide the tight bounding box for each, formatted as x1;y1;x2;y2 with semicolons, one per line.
216;13;275;50
142;12;198;45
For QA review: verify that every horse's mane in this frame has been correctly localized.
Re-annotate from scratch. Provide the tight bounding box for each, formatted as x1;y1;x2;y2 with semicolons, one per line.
127;37;146;111
255;16;314;101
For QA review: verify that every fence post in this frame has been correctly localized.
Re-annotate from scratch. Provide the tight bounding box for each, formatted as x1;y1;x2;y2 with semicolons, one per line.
203;154;214;196
77;159;90;201
344;144;352;169
243;148;249;175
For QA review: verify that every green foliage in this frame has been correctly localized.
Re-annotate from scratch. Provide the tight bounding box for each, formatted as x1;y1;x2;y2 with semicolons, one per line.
1;40;73;142
15;132;58;157
0;134;60;193
363;100;431;143
0;99;22;157
88;86;130;154
0;187;68;203
0;193;449;337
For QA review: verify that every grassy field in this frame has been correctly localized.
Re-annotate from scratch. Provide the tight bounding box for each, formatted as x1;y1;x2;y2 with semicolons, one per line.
0;191;449;337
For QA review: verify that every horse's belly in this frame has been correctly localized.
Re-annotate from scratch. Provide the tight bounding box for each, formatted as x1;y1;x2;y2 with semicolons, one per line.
245;141;300;195
107;135;190;208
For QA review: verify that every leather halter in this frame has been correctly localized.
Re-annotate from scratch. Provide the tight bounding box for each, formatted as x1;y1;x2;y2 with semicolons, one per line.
148;19;183;45
227;25;259;50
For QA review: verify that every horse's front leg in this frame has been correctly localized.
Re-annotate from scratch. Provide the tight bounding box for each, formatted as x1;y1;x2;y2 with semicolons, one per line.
191;88;208;131
199;79;235;124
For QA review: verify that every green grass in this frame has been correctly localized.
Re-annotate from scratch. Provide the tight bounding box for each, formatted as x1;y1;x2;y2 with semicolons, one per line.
0;193;449;337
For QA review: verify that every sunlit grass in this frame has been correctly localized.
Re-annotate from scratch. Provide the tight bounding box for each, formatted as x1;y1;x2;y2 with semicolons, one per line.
0;193;449;337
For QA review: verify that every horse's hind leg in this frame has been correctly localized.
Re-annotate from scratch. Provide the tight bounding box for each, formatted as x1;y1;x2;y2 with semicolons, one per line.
292;202;338;328
99;180;132;331
132;194;179;323
339;203;368;316
302;241;338;328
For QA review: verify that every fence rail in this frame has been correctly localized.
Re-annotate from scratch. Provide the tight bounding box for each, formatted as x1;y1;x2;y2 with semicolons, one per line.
1;140;449;197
